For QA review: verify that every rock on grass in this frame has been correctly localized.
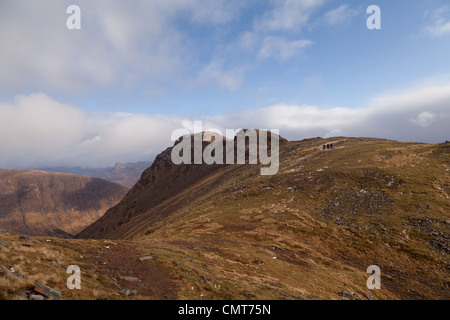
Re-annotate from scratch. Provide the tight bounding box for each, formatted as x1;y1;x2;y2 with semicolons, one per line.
34;283;61;300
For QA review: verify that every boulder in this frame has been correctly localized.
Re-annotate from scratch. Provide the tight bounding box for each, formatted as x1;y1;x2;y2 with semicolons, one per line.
120;276;141;282
340;291;355;299
34;283;61;300
138;256;153;261
29;294;45;301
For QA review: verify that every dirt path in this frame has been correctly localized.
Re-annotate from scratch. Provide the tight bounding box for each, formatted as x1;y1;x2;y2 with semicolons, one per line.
89;241;177;299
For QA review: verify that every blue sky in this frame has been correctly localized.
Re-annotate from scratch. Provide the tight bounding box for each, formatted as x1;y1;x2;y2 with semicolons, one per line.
0;0;449;168
152;0;449;116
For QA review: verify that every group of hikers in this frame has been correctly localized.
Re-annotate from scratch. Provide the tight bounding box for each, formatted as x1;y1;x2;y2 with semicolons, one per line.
322;143;333;150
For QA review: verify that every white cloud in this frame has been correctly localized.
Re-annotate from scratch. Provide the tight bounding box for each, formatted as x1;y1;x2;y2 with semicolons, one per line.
0;0;245;95
423;5;450;37
258;37;313;60
206;84;450;143
196;62;245;92
324;128;344;139
230;0;323;65
0;94;85;148
187;0;246;25
411;112;439;128
238;31;259;51
0;83;449;168
0;0;326;96
0;93;186;168
323;5;358;25
425;20;450;37
254;0;325;32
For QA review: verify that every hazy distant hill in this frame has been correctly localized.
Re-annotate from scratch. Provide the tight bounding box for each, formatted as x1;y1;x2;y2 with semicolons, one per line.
38;161;152;187
0;169;129;237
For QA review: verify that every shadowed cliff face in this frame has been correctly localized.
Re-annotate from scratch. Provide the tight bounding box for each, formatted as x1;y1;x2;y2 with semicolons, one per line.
78;130;287;239
77;134;230;239
0;170;129;237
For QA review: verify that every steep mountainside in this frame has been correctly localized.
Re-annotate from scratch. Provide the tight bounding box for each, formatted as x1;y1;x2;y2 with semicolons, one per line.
78;131;286;239
76;135;449;299
0;170;129;237
78;143;236;239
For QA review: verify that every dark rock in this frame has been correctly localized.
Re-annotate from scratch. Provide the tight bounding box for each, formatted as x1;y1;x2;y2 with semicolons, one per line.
364;293;375;300
271;282;283;287
120;276;141;282
19;235;37;243
340;291;354;299
122;289;138;296
18;242;31;247
11;272;24;279
34;283;61;300
49;261;60;267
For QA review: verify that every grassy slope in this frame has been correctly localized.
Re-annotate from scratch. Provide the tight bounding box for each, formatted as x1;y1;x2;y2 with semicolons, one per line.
130;137;449;299
1;137;448;300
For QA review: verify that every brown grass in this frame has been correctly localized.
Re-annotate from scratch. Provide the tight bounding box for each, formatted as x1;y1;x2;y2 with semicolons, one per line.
1;138;449;300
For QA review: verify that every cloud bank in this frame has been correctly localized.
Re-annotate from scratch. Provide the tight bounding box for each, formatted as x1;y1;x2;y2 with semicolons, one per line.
0;94;184;168
0;0;247;95
0;0;358;96
423;5;450;37
1;83;448;169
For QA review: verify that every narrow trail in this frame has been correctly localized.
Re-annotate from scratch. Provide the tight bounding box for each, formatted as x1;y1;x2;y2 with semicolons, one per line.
88;241;177;299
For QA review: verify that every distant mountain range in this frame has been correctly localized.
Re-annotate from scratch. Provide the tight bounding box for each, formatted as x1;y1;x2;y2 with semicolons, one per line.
38;161;152;187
